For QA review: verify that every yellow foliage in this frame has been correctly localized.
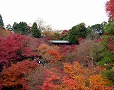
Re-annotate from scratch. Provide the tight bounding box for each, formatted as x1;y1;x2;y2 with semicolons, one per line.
62;62;110;90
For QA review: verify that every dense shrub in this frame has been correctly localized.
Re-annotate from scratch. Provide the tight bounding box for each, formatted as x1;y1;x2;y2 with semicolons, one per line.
24;65;47;90
76;39;96;66
90;43;102;63
59;45;77;63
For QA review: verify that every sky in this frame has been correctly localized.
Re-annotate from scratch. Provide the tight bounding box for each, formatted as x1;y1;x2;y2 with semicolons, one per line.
0;0;109;30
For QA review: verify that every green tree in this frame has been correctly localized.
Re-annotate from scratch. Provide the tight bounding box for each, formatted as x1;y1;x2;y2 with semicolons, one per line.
69;23;87;44
32;22;41;38
0;14;4;27
13;22;28;35
91;24;103;31
104;21;114;35
86;23;106;39
98;35;114;69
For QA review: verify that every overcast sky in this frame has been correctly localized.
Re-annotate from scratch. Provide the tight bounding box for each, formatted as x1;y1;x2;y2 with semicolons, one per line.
0;0;109;30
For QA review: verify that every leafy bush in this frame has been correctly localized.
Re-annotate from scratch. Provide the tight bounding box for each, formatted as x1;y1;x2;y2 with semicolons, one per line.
76;39;95;66
59;45;77;63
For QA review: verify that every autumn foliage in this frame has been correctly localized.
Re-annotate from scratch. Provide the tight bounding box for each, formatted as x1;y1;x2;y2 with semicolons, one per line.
38;69;61;90
106;0;114;19
62;62;109;90
0;15;114;90
0;34;38;66
59;45;77;63
0;27;12;37
0;32;113;90
0;60;39;90
39;62;112;90
37;43;62;62
76;40;95;66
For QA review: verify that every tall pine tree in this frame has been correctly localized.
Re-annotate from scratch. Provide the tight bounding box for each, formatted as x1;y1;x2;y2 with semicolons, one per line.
32;22;41;38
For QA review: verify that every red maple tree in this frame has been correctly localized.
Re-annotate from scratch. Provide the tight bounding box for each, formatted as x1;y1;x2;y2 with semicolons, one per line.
106;0;114;20
0;34;38;66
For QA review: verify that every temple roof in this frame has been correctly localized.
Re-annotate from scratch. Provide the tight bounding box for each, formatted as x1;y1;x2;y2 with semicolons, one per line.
50;40;69;44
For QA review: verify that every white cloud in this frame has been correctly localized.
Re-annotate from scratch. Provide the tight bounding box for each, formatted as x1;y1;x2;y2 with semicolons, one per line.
0;0;109;30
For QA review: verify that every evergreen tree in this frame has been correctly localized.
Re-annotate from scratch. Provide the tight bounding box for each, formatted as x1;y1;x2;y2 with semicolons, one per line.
13;22;28;35
0;14;4;27
32;22;41;38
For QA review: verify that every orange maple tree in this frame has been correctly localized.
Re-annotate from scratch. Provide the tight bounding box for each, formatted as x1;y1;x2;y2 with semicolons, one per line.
59;62;110;90
37;43;62;62
1;60;39;90
39;62;111;90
